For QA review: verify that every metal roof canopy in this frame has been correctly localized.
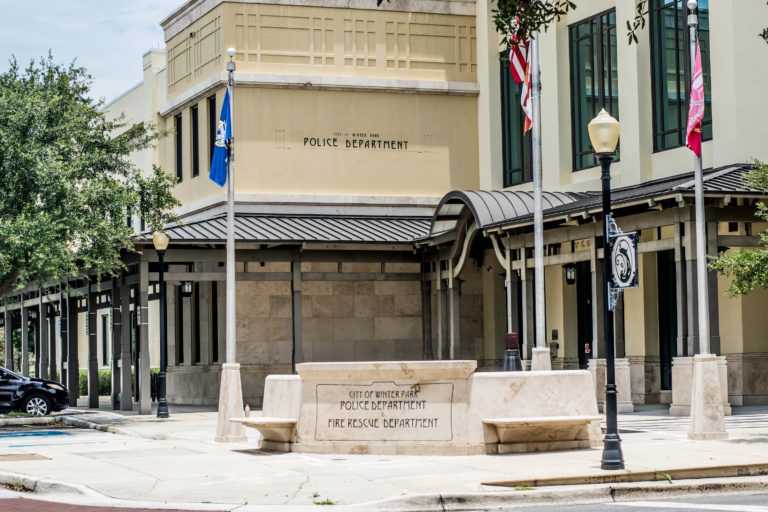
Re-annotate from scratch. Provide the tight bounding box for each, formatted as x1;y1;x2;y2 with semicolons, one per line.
143;213;431;245
427;190;588;240
484;163;768;234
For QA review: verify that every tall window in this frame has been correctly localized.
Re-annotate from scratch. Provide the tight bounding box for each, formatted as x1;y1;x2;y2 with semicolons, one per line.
191;105;199;177
208;95;217;167
569;10;619;171
500;52;532;187
650;0;711;151
175;113;183;182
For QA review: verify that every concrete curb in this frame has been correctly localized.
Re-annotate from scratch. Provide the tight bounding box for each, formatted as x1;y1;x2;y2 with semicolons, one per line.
0;410;90;427
0;470;101;497
1;469;768;511
482;462;768;488
365;477;768;511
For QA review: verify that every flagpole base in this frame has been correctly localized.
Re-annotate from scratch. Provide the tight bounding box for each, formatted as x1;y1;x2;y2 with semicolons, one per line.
688;354;728;440
215;363;248;443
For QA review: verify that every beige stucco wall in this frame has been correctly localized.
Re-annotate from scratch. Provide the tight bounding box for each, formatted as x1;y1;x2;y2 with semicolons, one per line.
624;251;659;358
164;3;477;102
168;86;479;206
476;0;768;194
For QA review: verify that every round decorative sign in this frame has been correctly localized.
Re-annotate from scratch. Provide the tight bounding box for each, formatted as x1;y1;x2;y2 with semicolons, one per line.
611;233;638;289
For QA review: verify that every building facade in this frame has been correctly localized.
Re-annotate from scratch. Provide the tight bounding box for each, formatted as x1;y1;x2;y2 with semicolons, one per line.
2;0;768;412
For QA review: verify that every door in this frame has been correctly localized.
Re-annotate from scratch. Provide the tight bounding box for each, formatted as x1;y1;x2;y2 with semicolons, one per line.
657;250;678;390
576;261;593;369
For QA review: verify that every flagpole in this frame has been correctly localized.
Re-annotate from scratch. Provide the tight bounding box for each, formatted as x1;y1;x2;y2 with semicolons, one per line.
686;0;726;440
688;1;709;355
215;47;247;443
530;30;550;371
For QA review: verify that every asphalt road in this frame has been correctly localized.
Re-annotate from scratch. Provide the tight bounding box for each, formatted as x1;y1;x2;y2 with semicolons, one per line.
506;492;768;511
0;498;226;512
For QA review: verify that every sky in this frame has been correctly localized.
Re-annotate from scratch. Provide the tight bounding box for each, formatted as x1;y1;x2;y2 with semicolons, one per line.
0;1;180;104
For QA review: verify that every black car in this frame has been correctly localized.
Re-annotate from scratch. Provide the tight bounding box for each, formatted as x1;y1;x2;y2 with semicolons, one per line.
0;366;69;416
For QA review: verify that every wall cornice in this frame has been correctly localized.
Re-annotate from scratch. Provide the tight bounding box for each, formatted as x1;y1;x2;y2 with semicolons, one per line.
159;72;479;116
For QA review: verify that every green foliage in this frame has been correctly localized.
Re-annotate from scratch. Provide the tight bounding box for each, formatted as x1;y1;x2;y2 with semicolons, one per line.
626;0;649;45
0;54;179;296
78;369;112;396
77;367;160;397
492;1;576;48
710;160;768;297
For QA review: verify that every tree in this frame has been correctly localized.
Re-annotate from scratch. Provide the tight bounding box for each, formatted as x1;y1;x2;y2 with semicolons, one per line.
0;55;179;298
710;160;768;296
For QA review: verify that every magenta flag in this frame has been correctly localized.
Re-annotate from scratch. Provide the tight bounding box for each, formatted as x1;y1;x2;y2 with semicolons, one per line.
686;41;705;157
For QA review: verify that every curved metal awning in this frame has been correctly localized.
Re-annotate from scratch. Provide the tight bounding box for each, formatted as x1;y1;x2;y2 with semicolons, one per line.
427;190;587;240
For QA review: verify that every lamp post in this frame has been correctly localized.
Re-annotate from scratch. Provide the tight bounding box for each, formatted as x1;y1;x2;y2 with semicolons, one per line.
588;108;624;470
152;231;170;419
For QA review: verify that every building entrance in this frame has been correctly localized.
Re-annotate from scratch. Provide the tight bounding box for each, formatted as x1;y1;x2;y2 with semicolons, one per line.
657;249;678;390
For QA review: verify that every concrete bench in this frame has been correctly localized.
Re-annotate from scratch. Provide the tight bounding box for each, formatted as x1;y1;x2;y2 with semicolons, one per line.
483;415;602;454
231;417;297;451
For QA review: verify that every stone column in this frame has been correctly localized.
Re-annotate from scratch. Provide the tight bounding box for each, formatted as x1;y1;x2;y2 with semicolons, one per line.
167;284;177;367
448;263;460;360
706;220;721;355
87;285;98;408
59;296;67;385
66;295;79;406
111;278;122;410
674;222;688;357
217;281;226;364
588;358;634;413
436;270;445;360
21;308;29;376
48;309;56;381
4;309;13;372
670;355;731;416
120;278;132;411
138;258;151;414
615;294;626;359
39;295;49;380
182;290;192;366
590;238;605;359
684;221;699;355
521;267;534;362
291;261;303;370
39;296;49;380
199;281;211;366
421;277;433;361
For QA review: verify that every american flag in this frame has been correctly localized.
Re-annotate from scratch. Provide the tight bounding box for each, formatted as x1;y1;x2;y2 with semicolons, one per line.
520;43;533;133
686;40;704;157
509;39;527;85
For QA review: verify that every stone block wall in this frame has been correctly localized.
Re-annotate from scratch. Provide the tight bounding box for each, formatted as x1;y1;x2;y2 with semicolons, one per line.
302;261;423;362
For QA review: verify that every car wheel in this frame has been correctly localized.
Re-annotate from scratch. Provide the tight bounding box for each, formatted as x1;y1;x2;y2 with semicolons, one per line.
23;394;52;416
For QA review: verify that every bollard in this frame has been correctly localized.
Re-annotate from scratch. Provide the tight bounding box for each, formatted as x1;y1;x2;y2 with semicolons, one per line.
503;332;522;371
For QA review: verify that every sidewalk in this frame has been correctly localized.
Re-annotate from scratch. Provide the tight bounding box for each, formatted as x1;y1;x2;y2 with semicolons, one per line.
1;402;768;511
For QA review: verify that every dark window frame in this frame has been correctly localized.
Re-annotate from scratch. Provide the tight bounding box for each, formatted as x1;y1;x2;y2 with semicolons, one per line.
500;51;533;187
208;95;217;169
649;0;712;152
569;8;620;172
175;113;183;182
191;105;200;178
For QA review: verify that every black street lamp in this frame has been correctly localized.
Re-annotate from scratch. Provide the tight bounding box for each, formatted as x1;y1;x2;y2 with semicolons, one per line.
153;231;170;419
588;109;624;470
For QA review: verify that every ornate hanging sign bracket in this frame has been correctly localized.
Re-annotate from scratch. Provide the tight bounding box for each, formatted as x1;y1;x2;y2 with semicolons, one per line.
606;213;639;311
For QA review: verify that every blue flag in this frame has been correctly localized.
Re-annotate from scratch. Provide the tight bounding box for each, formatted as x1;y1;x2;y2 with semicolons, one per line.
209;89;231;187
